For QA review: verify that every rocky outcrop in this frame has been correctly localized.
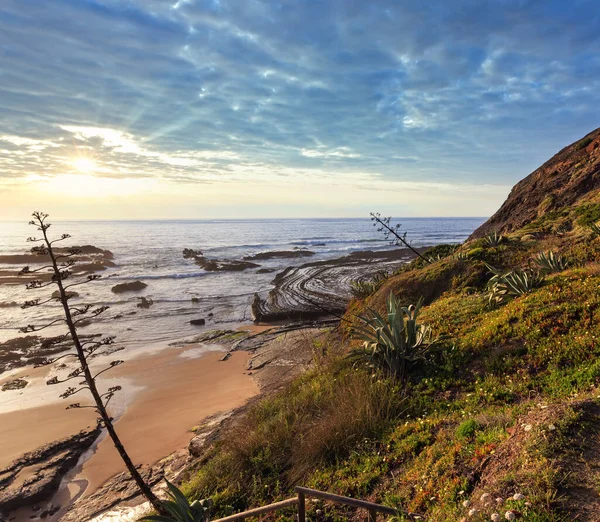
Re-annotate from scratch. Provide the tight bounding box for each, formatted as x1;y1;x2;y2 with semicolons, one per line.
182;250;259;272
251;249;417;322
471;127;600;238
111;281;148;293
0;426;101;514
243;250;315;261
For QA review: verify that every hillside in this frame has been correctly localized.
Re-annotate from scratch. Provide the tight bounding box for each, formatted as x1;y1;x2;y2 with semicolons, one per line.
173;132;600;522
471;127;600;238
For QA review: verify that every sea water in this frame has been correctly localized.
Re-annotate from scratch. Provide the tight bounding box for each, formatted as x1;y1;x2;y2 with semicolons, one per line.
0;217;484;349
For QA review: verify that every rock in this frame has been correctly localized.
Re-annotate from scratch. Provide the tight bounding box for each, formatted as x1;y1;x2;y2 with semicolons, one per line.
182;249;260;272
0;426;100;513
256;268;276;274
190;318;206;326
243;250;315;261
1;378;28;391
137;297;153;309
51;290;79;300
183;248;203;259
111;281;147;293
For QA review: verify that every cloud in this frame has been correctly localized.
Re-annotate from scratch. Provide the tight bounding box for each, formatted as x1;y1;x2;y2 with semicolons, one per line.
0;0;599;216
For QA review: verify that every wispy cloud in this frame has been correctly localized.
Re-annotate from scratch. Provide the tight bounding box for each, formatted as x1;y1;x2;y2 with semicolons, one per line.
0;0;599;217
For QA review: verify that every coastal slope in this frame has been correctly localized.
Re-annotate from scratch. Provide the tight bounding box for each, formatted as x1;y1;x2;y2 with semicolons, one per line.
471;127;600;238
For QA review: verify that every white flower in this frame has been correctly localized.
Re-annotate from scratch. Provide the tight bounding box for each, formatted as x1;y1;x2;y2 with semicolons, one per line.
469;508;478;517
524;502;532;507
480;493;491;503
505;511;516;520
463;500;471;508
548;424;556;431
458;490;465;495
491;514;501;522
496;497;504;504
513;493;525;501
523;424;532;432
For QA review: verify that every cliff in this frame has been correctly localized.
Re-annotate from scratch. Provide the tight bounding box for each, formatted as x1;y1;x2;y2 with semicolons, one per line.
471;127;600;238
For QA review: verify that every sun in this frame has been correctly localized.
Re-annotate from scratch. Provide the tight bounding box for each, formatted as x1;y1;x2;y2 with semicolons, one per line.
71;157;97;173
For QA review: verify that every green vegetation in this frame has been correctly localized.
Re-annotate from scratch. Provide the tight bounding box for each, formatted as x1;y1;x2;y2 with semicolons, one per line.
485;265;545;308
531;251;569;274
483;231;506;247
352;294;434;379
140;480;212;522
179;215;600;521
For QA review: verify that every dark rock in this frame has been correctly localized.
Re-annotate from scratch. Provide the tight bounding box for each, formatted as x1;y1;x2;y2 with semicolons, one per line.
0;426;100;513
243;250;315;261
51;290;79;300
1;378;28;391
256;268;276;274
136;297;153;309
183;248;203;259
111;281;147;293
190;318;206;326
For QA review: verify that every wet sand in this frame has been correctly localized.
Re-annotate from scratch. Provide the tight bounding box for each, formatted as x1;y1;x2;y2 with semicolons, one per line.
0;404;97;469
80;347;258;492
0;344;259;502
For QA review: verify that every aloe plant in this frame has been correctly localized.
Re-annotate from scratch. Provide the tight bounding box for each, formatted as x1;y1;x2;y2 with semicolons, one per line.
352;294;434;380
139;480;212;522
350;271;389;298
483;231;505;247
485;264;544;308
531;251;569;273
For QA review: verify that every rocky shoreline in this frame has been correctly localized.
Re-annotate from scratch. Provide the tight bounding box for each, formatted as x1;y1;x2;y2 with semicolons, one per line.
251;247;420;322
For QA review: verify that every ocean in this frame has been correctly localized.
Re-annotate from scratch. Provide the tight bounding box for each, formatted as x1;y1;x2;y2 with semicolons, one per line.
0;217;484;350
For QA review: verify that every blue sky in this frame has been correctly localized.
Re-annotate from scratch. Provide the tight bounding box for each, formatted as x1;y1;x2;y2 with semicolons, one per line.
0;0;599;219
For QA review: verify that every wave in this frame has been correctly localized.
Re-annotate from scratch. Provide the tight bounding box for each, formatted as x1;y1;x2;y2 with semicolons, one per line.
109;271;212;281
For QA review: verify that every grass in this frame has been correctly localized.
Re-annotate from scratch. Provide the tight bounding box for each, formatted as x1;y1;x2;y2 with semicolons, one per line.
180;226;600;521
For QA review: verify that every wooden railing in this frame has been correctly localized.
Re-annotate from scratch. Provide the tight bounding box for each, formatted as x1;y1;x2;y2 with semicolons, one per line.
212;486;421;521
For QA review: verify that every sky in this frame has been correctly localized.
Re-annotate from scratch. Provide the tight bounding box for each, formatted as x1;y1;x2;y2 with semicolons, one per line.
0;0;599;220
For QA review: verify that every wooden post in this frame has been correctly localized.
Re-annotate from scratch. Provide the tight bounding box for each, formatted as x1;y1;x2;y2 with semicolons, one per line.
298;490;306;522
368;509;377;521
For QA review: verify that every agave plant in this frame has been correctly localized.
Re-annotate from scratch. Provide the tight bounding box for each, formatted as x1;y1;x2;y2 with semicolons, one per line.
485;264;544;308
352;294;434;380
589;222;600;237
531;251;569;273
483;231;505;247
139;480;212;522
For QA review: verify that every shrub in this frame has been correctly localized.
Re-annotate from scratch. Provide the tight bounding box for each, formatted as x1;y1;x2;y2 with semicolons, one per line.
352;293;434;380
456;419;479;439
350;271;388;298
485;265;544;308
530;251;569;274
575;203;600;227
589;222;600;237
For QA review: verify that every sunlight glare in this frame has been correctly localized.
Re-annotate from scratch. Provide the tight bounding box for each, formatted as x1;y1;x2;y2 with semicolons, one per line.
72;157;98;173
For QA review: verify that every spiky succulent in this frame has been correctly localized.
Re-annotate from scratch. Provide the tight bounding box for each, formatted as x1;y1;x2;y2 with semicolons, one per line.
589;222;600;237
138;480;212;522
485;264;544;308
531;251;569;274
483;231;506;247
352;294;434;379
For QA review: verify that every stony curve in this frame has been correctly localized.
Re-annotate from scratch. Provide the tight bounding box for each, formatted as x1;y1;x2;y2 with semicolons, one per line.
251;248;418;322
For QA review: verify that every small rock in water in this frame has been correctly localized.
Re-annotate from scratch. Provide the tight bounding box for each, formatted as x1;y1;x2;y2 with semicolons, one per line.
190;318;206;326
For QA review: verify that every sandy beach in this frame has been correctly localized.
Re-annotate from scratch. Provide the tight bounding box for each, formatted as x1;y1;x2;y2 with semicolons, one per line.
0;342;258;519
